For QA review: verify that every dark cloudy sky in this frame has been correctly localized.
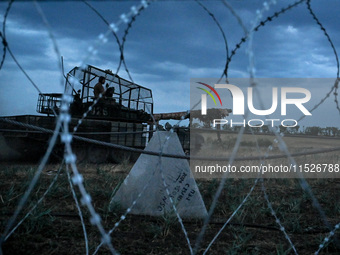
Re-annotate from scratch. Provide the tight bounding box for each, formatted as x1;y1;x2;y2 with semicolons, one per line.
1;0;340;128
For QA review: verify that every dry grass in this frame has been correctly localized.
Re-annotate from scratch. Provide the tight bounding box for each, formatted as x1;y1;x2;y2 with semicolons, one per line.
191;132;340;179
0;134;340;254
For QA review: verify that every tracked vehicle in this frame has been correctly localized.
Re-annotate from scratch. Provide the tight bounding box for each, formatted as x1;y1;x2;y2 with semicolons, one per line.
0;65;193;163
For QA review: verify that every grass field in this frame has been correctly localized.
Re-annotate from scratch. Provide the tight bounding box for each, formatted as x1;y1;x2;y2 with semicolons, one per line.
191;132;340;179
0;134;340;254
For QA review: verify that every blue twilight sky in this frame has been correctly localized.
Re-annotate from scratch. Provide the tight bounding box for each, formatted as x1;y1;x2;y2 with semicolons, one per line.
0;0;340;128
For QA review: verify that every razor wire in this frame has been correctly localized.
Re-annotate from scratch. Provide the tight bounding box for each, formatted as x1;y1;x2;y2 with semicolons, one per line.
194;1;280;252
315;222;340;255
1;0;340;254
61;96;118;255
83;0;142;84
4;160;64;241
1;0;155;254
3;117;340;162
0;0;13;70
0;115;62;249
247;84;335;239
93;132;193;255
203;127;289;254
73;2;293;252
66;164;89;255
8;1;119;253
223;0;306;78
252;85;340;249
247;0;338;243
195;0;338;253
306;0;340;116
203;177;259;255
2;118;335;254
57;3;200;252
242;1;339;246
261;178;298;255
0;42;42;94
156;132;194;254
195;0;229;82
71;0;153;134
46;1;156;253
0;3;338;255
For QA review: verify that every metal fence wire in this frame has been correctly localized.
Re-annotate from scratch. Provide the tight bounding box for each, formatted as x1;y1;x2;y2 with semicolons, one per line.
0;0;339;255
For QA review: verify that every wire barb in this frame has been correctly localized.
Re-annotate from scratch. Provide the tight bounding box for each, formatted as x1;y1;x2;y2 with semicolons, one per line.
1;0;340;254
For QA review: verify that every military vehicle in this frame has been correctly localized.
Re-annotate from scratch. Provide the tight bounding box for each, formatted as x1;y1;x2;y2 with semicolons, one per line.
0;65;193;163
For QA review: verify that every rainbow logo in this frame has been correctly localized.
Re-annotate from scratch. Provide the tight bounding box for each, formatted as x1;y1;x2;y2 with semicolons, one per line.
196;82;222;106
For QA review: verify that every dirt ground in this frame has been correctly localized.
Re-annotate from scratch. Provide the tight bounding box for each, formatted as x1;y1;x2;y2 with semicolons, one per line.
0;134;340;254
0;159;339;254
